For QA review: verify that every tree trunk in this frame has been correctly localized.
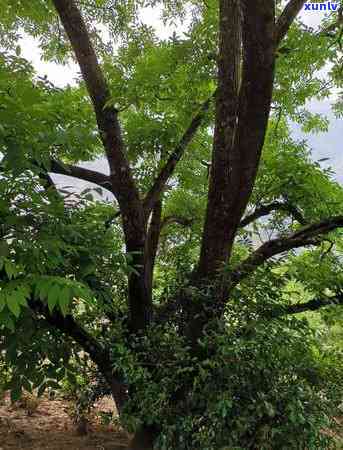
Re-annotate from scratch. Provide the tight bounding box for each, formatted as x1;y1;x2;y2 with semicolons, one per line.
127;425;157;450
197;0;241;280
198;0;275;283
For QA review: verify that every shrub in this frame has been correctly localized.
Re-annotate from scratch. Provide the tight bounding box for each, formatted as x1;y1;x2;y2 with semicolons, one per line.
118;301;343;450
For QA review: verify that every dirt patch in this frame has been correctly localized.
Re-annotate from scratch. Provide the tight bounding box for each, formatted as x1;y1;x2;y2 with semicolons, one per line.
0;394;129;450
1;393;341;449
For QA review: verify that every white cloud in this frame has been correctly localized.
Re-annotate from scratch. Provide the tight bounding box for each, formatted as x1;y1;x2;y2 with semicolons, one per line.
19;34;79;87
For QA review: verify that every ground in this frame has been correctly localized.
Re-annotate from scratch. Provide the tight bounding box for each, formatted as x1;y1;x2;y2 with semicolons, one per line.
1;392;342;449
0;393;129;450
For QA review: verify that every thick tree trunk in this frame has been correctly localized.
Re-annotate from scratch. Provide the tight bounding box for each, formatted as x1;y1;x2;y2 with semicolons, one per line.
127;426;157;450
197;0;241;280
127;250;152;333
198;0;275;285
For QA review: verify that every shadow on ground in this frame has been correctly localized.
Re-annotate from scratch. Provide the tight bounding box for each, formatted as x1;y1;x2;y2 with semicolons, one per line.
0;394;128;450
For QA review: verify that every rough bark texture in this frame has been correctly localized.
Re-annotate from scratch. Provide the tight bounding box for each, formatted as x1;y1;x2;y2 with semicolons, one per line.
197;0;242;279
198;0;276;283
145;200;162;295
52;0;150;332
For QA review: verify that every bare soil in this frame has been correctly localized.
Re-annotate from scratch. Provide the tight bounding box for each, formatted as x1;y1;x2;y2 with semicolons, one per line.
0;394;129;450
1;393;342;449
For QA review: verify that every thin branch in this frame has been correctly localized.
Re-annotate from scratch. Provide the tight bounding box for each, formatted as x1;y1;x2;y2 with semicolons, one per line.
143;95;213;215
158;200;305;233
266;292;343;318
145;200;162;293
161;215;194;229
28;158;112;190
239;201;306;228
320;4;343;35
291;215;343;240
320;239;334;261
49;160;113;190
2;156;112;193
231;215;343;287
282;292;343;315
275;0;307;47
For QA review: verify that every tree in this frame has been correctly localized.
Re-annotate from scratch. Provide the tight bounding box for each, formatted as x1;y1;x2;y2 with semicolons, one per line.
0;0;343;448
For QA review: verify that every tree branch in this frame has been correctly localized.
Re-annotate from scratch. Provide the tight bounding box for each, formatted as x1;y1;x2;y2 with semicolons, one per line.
52;0;151;333
51;0;144;220
281;292;343;316
239;201;306;228
145;200;162;294
275;0;307;47
231;215;343;287
197;0;242;278
142;200;307;234
143;95;213;215
49;160;113;190
161;215;194;229
52;0;123;171
29;299;128;412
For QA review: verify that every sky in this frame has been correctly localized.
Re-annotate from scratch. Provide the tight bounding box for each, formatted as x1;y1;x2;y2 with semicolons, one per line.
18;3;343;196
291;6;342;184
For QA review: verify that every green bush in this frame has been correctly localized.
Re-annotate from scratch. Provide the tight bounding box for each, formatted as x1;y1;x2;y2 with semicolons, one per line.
117;300;342;450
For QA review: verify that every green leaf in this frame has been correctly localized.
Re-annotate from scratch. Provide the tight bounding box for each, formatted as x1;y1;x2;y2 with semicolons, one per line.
35;278;52;300
0;314;15;331
47;283;60;313
4;260;18;280
0;241;9;257
58;286;71;316
0;292;6;312
6;293;21;317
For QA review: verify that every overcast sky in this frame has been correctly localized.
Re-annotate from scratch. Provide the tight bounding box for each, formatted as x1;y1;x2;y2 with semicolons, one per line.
18;4;342;195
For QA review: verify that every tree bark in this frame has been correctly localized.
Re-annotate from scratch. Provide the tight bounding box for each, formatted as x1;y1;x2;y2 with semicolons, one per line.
198;0;276;284
128;426;158;450
197;0;241;280
143;96;213;216
145;200;162;296
231;214;343;288
52;0;151;333
276;0;307;46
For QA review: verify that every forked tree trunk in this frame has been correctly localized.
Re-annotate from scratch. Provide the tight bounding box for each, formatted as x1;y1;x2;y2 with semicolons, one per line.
47;2;320;450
